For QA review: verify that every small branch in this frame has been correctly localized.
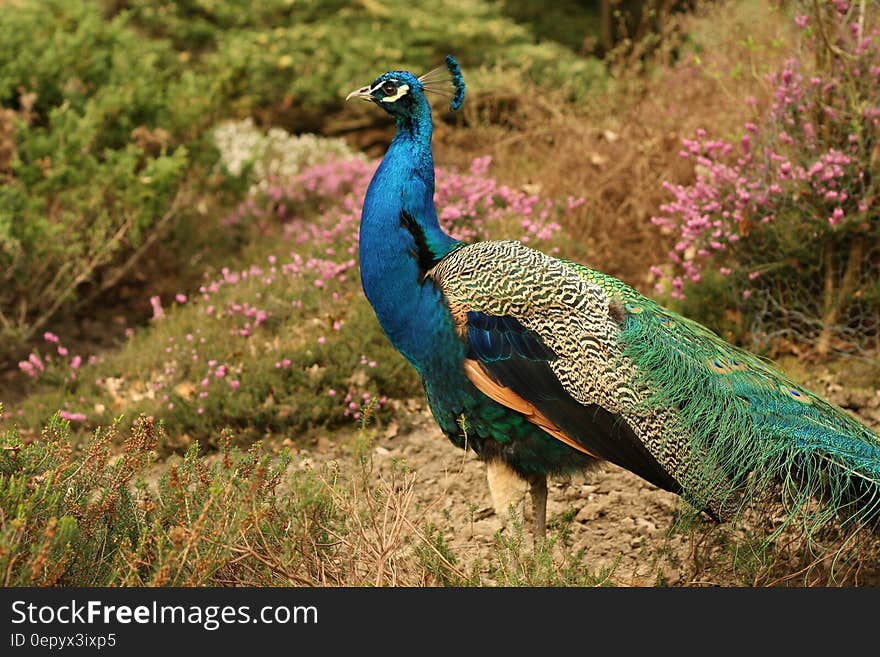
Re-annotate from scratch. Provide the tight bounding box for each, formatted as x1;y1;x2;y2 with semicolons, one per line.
816;239;863;356
25;215;135;344
77;188;187;309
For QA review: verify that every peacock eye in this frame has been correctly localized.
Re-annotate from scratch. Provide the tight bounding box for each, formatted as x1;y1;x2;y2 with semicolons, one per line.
381;81;398;96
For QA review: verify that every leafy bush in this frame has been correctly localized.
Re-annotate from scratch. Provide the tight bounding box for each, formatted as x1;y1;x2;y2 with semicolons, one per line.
0;1;210;358
651;2;880;355
120;0;609;125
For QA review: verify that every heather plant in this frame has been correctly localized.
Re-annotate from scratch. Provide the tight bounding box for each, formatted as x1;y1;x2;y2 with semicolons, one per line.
3;408;643;586
0;411;449;586
651;1;880;355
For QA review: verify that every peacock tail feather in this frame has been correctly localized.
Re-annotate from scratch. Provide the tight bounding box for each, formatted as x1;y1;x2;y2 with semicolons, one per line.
565;258;880;532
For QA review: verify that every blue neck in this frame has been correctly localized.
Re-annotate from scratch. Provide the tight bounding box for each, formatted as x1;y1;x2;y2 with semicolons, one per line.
359;96;461;368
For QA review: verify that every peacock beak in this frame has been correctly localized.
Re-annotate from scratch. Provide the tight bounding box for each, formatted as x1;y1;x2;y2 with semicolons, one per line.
346;86;373;102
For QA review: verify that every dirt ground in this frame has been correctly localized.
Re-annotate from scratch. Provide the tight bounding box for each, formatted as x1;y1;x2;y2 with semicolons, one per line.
289;379;880;587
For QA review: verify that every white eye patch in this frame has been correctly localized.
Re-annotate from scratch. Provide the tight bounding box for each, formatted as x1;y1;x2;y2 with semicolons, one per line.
379;83;410;103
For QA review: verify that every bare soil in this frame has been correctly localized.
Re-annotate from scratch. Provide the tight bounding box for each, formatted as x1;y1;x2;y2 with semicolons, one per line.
289;379;880;587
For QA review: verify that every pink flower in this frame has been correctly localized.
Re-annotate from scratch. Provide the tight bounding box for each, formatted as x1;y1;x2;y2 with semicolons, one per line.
229;380;240;390
59;410;86;422
829;208;844;225
43;332;59;343
175;293;187;304
150;296;165;320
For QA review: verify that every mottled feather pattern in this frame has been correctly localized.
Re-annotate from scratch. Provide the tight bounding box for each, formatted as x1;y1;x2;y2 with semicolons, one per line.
431;240;880;523
429;240;737;515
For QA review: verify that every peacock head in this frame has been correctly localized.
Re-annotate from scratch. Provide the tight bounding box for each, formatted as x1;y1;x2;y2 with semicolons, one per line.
346;55;465;118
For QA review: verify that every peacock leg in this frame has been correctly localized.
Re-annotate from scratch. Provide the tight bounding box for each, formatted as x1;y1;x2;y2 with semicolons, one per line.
528;474;548;542
486;460;529;532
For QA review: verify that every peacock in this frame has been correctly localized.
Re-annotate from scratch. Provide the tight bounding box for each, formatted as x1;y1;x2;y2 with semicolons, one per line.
346;56;880;542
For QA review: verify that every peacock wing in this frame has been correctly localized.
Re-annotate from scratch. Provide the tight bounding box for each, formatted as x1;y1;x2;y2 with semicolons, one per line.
428;240;685;496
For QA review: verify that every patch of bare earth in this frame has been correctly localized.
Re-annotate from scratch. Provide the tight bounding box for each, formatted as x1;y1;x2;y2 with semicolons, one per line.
289;378;880;587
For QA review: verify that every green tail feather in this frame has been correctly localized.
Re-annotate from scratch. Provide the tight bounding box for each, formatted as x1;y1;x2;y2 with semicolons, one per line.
563;259;880;532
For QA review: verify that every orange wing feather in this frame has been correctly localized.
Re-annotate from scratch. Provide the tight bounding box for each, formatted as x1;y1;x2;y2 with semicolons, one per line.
463;359;599;459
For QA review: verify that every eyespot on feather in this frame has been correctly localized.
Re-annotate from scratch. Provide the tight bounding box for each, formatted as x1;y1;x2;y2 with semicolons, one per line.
707;357;732;374
727;357;748;371
445;55;466;111
781;384;812;403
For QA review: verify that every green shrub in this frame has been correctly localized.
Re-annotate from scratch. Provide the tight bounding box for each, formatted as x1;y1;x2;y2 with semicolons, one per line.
120;0;608;125
0;1;210;358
